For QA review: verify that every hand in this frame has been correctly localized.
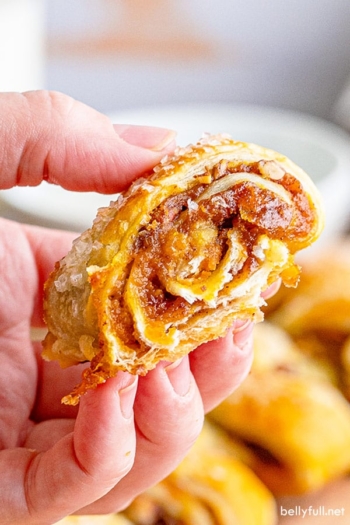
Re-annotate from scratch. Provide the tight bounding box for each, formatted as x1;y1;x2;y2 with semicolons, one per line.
0;91;254;524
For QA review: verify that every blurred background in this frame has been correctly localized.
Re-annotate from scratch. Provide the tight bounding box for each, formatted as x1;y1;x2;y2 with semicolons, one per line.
2;2;350;524
2;0;350;122
45;0;350;122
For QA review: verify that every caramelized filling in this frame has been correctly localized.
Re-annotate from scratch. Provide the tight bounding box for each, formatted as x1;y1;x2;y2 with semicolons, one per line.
108;161;316;348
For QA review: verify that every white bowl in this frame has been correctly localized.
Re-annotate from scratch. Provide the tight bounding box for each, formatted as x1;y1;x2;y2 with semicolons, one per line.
2;103;350;246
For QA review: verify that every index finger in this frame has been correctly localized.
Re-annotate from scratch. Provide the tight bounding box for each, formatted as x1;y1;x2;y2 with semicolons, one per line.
0;91;176;193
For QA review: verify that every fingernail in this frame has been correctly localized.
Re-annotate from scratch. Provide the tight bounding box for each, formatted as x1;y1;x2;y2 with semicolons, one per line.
233;322;254;351
232;319;251;334
119;376;138;419
261;279;281;300
114;124;177;152
164;356;191;396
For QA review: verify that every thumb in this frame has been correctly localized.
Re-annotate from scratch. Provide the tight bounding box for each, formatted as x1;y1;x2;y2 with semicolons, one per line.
0;91;176;193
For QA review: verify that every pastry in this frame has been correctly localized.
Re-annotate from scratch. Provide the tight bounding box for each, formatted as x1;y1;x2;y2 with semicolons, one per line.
269;239;350;397
209;322;350;495
270;239;350;337
43;134;324;405
123;422;277;525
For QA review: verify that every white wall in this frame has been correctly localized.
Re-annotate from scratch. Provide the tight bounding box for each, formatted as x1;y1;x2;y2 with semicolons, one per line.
0;0;46;92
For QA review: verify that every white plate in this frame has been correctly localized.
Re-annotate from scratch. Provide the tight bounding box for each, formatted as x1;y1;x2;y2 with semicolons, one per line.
0;183;113;232
2;103;350;243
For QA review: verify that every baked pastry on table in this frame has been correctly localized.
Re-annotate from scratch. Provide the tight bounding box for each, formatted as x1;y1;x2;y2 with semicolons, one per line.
269;239;350;336
42;134;324;405
269;239;350;399
208;322;350;496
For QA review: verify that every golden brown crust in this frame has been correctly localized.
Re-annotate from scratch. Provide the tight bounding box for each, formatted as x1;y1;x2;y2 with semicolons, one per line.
270;239;350;336
267;239;350;400
43;134;324;405
123;422;277;525
209;322;350;496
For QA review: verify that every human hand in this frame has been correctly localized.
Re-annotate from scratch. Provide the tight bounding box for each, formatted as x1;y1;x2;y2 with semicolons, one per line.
0;91;255;524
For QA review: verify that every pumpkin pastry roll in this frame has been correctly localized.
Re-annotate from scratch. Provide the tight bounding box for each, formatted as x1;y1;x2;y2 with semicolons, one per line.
209;322;350;496
270;239;350;336
43;134;324;405
123;422;277;525
246;322;333;382
270;239;350;391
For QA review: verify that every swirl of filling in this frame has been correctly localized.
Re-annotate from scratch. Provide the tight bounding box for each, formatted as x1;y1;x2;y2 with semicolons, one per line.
43;135;324;404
